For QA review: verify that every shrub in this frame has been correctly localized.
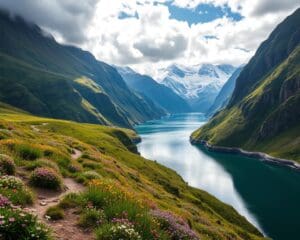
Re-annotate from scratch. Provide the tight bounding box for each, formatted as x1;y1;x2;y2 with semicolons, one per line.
45;206;64;220
82;171;102;180
30;167;62;190
0;194;11;207
84;180;153;239
0;154;15;175
59;193;81;209
15;144;42;160
151;209;199;240
25;159;60;172
78;207;105;228
82;161;102;170
96;222;142;240
0;176;34;205
68;164;82;173
0;206;51;240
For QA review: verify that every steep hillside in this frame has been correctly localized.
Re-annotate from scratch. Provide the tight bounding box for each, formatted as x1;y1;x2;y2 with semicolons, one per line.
117;67;191;113
158;64;236;112
191;8;300;162
206;67;243;117
0;10;164;128
0;102;264;239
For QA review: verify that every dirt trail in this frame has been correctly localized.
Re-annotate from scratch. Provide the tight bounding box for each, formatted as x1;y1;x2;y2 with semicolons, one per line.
28;178;92;240
71;149;82;160
29;178;84;219
25;142;90;239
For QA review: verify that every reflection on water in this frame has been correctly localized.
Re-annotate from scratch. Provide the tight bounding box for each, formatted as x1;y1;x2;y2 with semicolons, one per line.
135;113;262;231
135;113;300;240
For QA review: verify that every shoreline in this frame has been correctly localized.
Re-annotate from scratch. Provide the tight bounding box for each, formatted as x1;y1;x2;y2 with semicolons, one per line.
190;138;300;171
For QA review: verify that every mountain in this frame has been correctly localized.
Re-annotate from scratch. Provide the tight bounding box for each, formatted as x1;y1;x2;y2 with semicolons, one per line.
158;64;236;112
206;67;243;117
0;10;165;128
191;8;300;162
116;67;191;113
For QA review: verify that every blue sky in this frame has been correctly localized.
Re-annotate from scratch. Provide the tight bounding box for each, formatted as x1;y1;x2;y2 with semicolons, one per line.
163;2;243;26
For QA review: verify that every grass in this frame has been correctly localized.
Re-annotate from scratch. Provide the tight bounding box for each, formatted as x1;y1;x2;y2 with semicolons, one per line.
45;206;64;220
192;46;300;163
0;103;265;239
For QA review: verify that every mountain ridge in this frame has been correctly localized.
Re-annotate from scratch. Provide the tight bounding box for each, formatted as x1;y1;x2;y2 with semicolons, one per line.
191;8;300;162
117;66;191;114
158;63;237;112
0;10;165;128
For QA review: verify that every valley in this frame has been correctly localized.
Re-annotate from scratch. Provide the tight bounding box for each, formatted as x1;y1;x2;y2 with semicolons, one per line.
0;3;299;240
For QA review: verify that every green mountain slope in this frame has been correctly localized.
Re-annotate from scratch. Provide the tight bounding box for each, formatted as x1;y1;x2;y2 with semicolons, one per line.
0;102;264;239
0;10;164;128
191;8;300;162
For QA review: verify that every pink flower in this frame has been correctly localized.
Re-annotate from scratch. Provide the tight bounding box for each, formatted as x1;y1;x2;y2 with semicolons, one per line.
9;217;15;222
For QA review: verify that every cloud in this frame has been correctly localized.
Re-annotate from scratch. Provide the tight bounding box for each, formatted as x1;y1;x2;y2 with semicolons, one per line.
0;0;299;78
0;0;97;44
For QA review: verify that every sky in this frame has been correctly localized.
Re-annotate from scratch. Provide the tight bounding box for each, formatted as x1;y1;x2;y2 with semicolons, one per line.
0;0;299;78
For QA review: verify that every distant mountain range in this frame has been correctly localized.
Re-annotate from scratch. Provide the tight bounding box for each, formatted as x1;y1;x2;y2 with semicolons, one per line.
116;67;191;114
157;63;237;112
0;10;165;128
192;8;300;162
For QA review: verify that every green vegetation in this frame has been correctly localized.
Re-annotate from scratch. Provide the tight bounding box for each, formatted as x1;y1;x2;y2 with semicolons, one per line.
29;167;62;190
0;103;264;239
0;200;51;240
0;176;34;206
78;207;106;228
192;9;300;162
0;154;15;175
0;10;164;129
45;206;64;221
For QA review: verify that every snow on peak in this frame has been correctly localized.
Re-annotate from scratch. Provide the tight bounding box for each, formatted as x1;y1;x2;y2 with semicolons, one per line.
158;63;236;101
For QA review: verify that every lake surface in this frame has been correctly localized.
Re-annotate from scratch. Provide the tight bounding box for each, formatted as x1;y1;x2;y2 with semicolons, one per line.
135;113;300;240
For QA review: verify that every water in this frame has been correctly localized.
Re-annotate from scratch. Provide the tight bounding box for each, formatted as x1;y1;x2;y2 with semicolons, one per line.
135;113;300;240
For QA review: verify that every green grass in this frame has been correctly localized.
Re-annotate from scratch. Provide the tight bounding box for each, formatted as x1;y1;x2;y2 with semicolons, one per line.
45;206;64;220
192;45;300;162
0;103;265;239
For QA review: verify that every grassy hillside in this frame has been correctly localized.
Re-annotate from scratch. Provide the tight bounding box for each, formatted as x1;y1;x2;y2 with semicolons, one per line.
0;102;264;239
192;9;300;162
0;10;164;128
192;44;300;162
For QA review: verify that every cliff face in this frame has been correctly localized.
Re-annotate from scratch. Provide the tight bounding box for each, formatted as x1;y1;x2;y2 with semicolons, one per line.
191;9;300;162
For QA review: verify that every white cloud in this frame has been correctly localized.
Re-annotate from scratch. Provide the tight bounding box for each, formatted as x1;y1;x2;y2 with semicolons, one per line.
0;0;299;78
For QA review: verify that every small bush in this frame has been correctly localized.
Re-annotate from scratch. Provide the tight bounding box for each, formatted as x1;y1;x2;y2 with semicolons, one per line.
25;158;60;172
82;161;102;170
151;209;198;240
78;207;105;228
0;194;11;207
82;171;102;180
68;164;82;173
0;176;34;205
0;206;51;240
0;154;16;175
45;206;64;220
15;144;42;160
30;167;62;190
96;222;142;240
59;193;81;209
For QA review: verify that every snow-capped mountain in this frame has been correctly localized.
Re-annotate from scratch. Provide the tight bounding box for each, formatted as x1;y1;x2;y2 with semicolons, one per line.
157;63;237;112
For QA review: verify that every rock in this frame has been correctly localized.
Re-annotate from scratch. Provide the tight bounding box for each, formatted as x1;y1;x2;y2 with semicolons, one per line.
40;201;47;206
